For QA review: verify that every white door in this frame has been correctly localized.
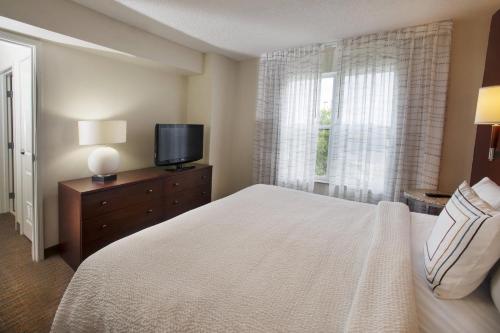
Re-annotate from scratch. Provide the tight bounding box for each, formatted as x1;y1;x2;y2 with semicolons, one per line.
19;56;34;241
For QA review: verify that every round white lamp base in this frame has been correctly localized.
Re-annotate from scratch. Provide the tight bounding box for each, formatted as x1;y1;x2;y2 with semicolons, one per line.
88;146;120;182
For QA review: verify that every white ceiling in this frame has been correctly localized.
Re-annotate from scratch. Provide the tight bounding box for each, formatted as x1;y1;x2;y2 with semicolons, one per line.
73;0;499;60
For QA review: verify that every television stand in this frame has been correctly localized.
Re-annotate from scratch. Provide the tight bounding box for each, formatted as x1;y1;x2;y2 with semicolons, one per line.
58;164;212;269
164;164;196;172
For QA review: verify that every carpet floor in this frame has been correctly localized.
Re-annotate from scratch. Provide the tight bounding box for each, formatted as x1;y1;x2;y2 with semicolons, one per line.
0;213;74;333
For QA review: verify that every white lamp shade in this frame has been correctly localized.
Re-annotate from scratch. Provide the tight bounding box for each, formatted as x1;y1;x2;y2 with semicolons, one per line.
78;120;126;145
475;86;500;124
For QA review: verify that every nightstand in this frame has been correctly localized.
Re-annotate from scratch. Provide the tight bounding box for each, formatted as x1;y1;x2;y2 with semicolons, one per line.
403;189;450;215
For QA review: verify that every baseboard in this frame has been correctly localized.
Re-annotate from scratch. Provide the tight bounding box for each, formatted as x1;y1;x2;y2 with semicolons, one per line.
44;244;59;258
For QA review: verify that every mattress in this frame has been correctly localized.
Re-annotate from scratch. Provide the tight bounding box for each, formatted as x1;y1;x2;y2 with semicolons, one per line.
411;213;500;332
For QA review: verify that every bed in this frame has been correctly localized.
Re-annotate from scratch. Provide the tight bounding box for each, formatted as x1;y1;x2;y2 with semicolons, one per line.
51;185;500;332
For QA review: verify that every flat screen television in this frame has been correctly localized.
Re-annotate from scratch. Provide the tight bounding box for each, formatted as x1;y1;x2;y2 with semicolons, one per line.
154;124;203;169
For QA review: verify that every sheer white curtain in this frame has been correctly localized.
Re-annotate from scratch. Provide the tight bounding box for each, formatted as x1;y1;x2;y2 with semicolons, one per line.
254;45;321;192
328;21;452;203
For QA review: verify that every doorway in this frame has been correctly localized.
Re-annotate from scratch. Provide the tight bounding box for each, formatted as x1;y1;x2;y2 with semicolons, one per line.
0;35;41;261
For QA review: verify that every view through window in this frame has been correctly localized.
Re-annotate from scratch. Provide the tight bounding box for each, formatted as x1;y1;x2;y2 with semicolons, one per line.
315;73;335;180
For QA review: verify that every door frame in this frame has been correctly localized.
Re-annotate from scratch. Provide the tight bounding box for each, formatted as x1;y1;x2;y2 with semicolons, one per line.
0;30;43;262
0;70;10;214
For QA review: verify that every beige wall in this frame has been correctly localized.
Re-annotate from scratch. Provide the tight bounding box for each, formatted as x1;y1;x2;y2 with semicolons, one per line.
186;57;213;166
207;54;239;198
187;55;259;199
0;0;203;74
438;7;497;192
40;42;187;247
187;53;239;199
232;58;259;191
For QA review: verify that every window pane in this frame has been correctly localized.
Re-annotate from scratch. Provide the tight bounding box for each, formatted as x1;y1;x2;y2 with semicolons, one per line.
319;107;332;127
319;76;334;126
316;75;334;177
315;129;329;177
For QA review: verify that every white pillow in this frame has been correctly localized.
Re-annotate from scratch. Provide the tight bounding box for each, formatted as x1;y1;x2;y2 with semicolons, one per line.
424;181;500;299
472;177;500;210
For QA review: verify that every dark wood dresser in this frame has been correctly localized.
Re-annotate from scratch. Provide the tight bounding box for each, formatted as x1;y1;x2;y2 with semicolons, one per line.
58;164;212;270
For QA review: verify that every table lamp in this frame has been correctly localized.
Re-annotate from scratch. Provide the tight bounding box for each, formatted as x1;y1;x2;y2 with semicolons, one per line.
78;120;127;182
475;86;500;161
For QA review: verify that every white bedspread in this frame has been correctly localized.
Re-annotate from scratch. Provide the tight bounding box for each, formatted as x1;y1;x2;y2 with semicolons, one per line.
52;185;417;332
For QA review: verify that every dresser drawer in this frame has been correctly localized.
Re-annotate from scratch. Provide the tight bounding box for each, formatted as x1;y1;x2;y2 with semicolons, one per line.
82;180;161;219
164;168;211;193
82;211;161;259
164;185;211;218
82;198;163;245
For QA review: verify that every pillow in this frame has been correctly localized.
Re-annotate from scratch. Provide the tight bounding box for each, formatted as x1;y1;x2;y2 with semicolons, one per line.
424;181;500;299
491;262;500;313
472;177;500;210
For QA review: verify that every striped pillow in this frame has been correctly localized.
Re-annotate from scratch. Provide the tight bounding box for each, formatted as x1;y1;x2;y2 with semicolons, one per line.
424;181;500;299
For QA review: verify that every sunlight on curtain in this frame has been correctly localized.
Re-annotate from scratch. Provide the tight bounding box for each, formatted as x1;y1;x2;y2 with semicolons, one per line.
254;45;321;191
254;21;452;203
332;71;396;200
328;21;452;203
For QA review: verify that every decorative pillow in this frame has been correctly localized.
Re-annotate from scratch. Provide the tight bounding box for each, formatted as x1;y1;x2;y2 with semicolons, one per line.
472;177;500;210
491;262;500;313
424;181;500;299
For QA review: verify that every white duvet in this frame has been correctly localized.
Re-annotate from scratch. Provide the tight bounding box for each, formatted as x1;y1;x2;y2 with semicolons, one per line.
52;185;417;332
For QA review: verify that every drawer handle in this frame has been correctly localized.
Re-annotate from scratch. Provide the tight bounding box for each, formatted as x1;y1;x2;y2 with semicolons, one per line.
173;182;180;187
147;209;153;214
146;189;153;193
173;200;179;205
201;175;207;179
101;201;108;206
101;224;109;229
201;191;207;195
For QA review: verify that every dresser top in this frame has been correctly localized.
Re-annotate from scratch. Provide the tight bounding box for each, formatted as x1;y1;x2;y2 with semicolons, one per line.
59;164;212;194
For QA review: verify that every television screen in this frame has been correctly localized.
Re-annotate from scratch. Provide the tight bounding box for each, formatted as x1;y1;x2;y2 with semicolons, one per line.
155;124;203;166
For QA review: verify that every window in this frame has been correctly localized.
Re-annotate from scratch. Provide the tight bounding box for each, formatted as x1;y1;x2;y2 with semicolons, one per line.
315;70;395;193
315;72;335;181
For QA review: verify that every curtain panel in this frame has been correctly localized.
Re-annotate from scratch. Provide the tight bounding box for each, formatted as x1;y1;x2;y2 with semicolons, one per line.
253;45;322;192
328;21;453;203
254;21;452;203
